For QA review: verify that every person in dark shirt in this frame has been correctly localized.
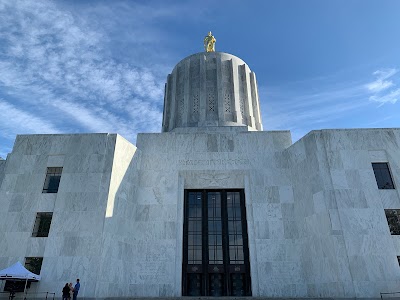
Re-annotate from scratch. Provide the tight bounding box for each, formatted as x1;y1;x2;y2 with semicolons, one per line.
62;283;70;300
73;279;80;300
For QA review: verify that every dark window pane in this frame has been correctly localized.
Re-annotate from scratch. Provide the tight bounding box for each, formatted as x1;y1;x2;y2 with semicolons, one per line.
48;176;61;191
25;257;43;275
215;222;222;233
32;212;53;237
372;163;395;189
229;247;236;260
228;221;234;232
189;207;201;218
209;235;216;246
194;234;202;245
208;220;214;232
209;249;215;261
385;209;400;235
195;249;202;261
189;234;202;246
235;207;241;219
4;280;30;292
235;221;242;234
189;220;201;232
237;246;244;261
216;248;223;261
42;167;63;193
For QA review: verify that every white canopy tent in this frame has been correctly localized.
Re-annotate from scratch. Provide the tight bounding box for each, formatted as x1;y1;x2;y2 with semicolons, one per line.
0;261;41;298
0;261;41;281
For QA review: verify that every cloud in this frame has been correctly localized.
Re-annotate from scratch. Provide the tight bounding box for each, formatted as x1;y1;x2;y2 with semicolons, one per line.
365;80;393;93
365;68;400;105
365;68;397;93
369;88;400;106
0;0;172;149
261;81;369;133
0;99;61;138
373;69;398;80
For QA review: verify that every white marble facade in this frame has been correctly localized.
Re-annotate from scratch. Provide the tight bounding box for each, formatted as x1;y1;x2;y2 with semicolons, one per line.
0;52;400;299
0;128;400;299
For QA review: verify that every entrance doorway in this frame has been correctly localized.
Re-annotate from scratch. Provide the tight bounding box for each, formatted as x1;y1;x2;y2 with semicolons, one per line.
182;190;252;296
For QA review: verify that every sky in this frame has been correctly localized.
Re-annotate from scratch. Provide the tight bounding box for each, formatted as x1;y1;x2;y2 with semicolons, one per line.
1;0;400;158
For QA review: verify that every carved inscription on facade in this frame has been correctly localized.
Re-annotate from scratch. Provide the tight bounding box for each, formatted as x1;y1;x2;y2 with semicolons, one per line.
178;158;250;166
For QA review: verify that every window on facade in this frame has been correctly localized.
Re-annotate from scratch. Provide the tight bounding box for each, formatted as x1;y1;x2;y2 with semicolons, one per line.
397;256;400;266
25;257;43;275
372;163;395;189
32;212;53;237
42;167;63;193
385;209;400;235
4;280;30;292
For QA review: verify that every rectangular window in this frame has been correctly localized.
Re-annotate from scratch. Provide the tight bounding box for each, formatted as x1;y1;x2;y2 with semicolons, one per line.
42;167;63;193
4;280;30;292
32;212;53;237
385;209;400;235
25;257;43;275
397;256;400;266
372;163;395;189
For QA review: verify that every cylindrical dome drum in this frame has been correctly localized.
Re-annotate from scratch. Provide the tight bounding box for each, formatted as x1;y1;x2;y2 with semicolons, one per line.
162;52;263;132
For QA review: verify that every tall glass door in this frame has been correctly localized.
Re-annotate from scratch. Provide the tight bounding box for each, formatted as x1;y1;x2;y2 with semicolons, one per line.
182;189;251;296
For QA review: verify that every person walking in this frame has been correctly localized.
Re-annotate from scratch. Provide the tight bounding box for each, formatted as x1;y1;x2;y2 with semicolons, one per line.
72;279;80;300
62;283;70;300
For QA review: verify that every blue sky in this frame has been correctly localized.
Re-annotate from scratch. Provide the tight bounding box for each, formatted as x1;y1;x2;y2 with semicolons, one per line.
1;0;400;158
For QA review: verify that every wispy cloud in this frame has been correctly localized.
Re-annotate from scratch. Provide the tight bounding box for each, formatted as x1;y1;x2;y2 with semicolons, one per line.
0;99;61;137
261;81;368;130
365;68;397;93
369;88;400;106
262;67;399;141
0;0;184;156
365;68;400;106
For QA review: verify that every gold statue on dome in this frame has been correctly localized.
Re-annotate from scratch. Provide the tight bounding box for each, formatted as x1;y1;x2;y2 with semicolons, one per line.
204;31;216;52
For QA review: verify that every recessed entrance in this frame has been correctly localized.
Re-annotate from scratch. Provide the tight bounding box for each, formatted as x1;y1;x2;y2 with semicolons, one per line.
182;189;252;296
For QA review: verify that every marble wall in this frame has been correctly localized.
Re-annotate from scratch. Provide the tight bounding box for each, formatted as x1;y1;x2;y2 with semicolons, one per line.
0;128;400;299
0;159;5;192
0;133;119;298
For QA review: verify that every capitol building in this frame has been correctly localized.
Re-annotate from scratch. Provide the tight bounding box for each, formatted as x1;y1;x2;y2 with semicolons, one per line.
1;35;400;299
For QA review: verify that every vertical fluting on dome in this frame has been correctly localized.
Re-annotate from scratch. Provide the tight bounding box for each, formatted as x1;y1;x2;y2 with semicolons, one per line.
162;52;263;132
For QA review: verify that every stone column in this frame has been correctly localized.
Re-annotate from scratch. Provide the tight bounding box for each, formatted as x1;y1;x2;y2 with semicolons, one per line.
216;53;224;125
199;54;207;127
244;65;255;128
168;69;178;131
182;59;190;127
231;59;241;123
250;72;263;131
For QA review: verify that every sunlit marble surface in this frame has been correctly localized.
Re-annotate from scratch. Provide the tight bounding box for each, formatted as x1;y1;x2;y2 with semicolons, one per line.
0;128;399;298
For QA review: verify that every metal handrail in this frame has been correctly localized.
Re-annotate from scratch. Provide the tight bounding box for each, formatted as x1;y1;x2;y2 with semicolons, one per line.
380;291;400;299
